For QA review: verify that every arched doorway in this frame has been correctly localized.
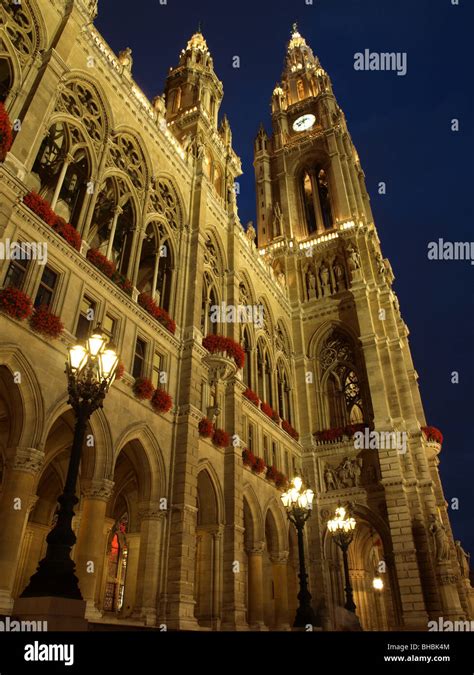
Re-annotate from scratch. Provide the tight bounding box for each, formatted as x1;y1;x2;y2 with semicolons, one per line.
194;469;222;629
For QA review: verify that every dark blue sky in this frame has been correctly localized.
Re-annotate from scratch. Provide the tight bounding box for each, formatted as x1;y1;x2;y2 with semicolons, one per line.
96;0;473;554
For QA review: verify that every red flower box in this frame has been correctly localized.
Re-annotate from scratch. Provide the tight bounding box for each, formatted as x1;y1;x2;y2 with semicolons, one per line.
0;286;33;320
87;247;116;277
198;417;214;438
132;377;154;400
242;448;255;467
421;426;443;445
252;457;266;474
275;472;289;490
202;334;245;369
151;388;172;413
53;217;82;251
261;401;276;419
282;419;300;441
266;465;278;482
243;388;260;406
344;423;366;437
115;362;125;380
23;192;56;226
0;102;13;162
138;292;176;334
315;427;345;442
29;305;63;339
212;428;229;448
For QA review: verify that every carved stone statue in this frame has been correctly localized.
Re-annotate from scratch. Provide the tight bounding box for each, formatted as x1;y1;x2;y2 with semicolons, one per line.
245;222;256;243
455;540;470;578
320;263;330;295
375;252;386;276
429;514;451;563
333;261;346;291
152;94;166;118
307;268;316;299
118;48;133;72
324;466;337;492
347;244;361;271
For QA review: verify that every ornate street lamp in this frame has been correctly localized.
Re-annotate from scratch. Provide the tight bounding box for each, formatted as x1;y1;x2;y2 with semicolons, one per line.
281;476;317;628
21;325;119;599
327;505;357;613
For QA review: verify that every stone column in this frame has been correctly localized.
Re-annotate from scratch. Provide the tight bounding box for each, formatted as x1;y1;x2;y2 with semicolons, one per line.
271;551;290;630
50;154;74;210
327;131;351;223
0;447;44;613
211;526;224;630
74;479;114;620
106;206;123;260
133;504;166;626
246;542;266;630
120;532;140;618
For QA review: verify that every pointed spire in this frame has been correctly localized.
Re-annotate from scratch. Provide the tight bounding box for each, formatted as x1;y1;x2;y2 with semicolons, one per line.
197;19;202;33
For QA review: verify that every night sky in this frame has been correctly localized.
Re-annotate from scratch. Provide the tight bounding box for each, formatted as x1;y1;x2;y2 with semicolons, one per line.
96;0;473;555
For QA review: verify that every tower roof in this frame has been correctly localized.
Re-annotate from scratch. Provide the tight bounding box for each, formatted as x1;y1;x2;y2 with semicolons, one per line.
185;30;209;54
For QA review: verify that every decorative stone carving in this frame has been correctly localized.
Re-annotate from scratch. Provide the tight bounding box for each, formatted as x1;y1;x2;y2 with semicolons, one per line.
245;221;256;243
9;447;45;475
306;266;316;299
455;540;470;578
272;202;283;237
152;94;166;118
81;478;115;501
375;252;386;277
346;244;361;271
56;80;106;146
429;514;451;562
333;260;346;291
323;456;362;491
118;47;133;72
270;551;289;565
246;541;265;555
138;502;167;521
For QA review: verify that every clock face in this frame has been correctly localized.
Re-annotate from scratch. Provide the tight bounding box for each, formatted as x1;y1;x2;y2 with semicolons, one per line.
292;114;316;132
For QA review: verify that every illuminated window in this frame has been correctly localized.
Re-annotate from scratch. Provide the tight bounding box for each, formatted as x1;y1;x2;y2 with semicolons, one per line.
102;313;117;342
132;337;146;378
76;296;96;340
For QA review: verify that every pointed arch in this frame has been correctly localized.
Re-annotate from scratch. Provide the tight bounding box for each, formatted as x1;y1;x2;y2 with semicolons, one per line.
197;459;225;524
243;483;264;544
0;344;44;449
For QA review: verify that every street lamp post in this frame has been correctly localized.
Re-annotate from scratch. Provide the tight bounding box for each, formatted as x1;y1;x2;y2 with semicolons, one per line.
281;476;317;628
21;326;119;599
327;505;357;613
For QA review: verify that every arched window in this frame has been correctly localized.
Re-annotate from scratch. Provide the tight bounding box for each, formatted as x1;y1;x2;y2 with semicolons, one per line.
277;363;292;423
243;330;252;388
317;169;333;230
32;123;91;228
103;515;128;613
156;238;173;312
89;177;135;274
257;343;264;400
0;57;13;102
265;353;273;406
319;329;366;428
302;170;317;235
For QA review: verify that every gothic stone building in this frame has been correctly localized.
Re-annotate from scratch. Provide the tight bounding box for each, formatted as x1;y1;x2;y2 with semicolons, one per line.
0;0;472;631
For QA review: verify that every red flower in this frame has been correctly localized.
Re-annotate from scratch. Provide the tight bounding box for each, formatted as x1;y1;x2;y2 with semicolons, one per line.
202;334;245;369
23;192;55;226
252;457;266;474
243;388;260;406
115;362;125;380
261;401;275;419
151;388;172;413
138;292;176;334
242;448;255;467
282;419;300;441
0;102;13;162
344;423;366;437
52;217;81;251
212;428;230;448
275;472;289;490
87;248;116;277
132;377;155;400
112;272;133;297
315;427;345;442
0;286;33;320
29;305;63;339
198;417;214;438
421;426;443;445
266;465;278;481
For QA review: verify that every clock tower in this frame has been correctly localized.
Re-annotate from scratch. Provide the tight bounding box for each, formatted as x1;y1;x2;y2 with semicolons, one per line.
254;22;374;250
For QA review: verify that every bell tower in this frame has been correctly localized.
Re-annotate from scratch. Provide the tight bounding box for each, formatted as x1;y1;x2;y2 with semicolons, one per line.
254;23;374;248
